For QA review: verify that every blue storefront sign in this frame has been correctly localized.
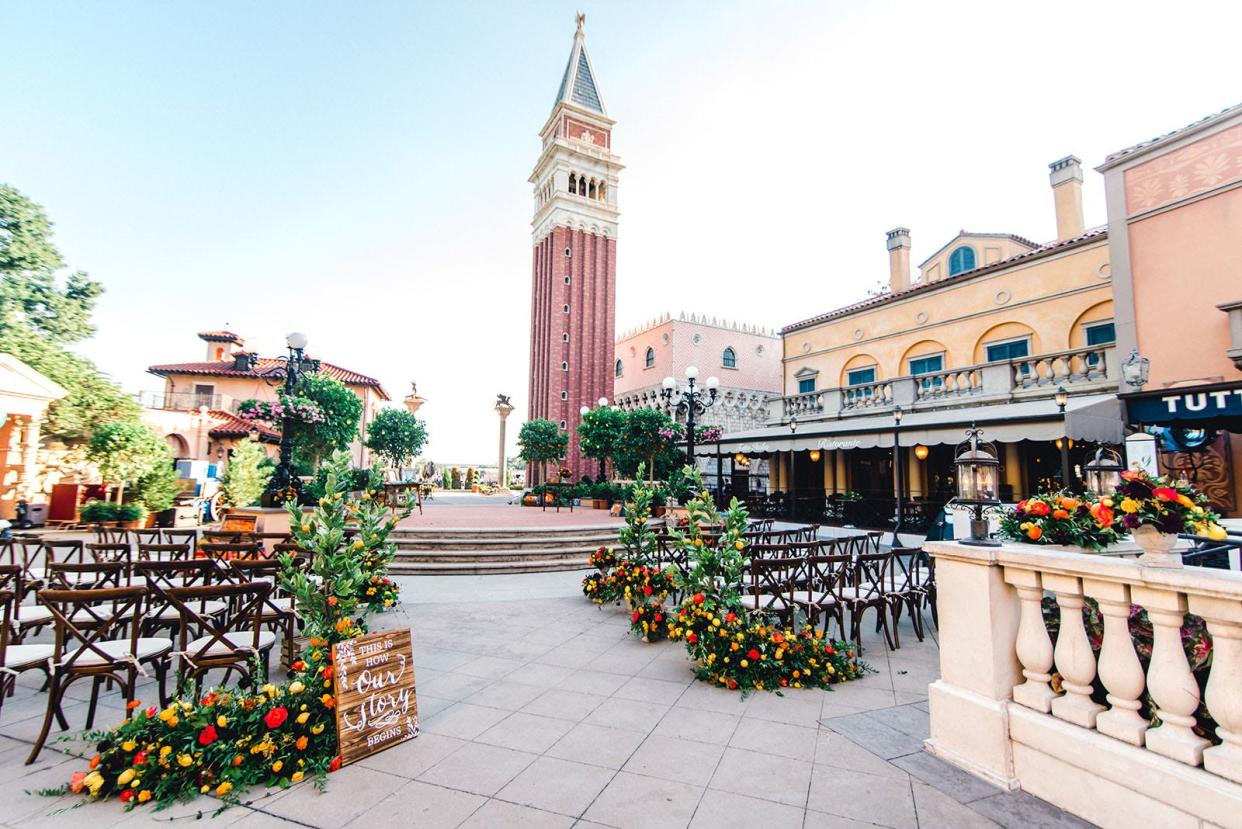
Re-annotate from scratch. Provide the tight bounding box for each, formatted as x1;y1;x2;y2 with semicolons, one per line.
1124;383;1242;424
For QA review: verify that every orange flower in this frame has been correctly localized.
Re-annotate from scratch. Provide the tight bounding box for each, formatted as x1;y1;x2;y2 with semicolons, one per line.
1060;497;1080;511
321;694;336;709
295;736;308;750
1026;526;1043;541
1153;487;1178;502
126;699;142;711
89;754;101;769
1052;509;1070;520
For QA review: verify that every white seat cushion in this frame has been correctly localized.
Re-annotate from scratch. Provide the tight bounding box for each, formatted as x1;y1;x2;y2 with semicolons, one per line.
71;637;173;667
738;593;789;610
183;630;276;658
268;597;293;612
5;643;53;669
149;599;229;621
14;605;53;625
781;591;836;606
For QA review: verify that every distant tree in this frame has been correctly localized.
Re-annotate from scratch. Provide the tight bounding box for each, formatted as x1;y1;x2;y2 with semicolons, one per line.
450;467;462;489
0;184;139;441
220;441;273;507
518;419;568;484
130;460;181;513
614;409;685;481
290;374;363;470
86;421;170;503
364;408;428;481
577;407;626;481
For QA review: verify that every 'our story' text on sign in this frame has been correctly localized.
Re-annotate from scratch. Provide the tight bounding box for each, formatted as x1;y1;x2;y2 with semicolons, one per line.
332;628;418;766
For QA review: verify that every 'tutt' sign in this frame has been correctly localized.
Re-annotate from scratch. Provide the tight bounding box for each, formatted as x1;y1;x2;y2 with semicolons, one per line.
332;628;419;766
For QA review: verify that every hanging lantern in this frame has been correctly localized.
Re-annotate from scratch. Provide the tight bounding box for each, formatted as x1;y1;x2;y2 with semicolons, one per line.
1084;447;1124;496
914;445;929;461
809;449;821;463
953;427;1001;546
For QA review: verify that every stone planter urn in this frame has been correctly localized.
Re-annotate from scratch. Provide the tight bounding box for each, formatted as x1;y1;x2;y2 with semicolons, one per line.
1134;523;1182;568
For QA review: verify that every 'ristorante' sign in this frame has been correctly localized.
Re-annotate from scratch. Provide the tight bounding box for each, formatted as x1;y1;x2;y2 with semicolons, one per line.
332;628;419;766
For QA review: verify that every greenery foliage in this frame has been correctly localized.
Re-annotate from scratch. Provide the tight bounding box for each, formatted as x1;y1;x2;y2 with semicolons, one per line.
80;499;119;523
131;462;181;514
219;441;273;508
302;463;382;502
576;407;625;480
612;409;685;481
517;419;568;481
363;408;428;480
86;421;172;503
0;184;140;442
290;374;362;471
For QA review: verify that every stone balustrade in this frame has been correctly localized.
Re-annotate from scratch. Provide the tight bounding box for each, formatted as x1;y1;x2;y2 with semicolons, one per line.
924;540;1242;828
767;345;1116;425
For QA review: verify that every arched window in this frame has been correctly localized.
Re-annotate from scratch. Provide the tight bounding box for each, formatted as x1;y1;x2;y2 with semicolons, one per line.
577;177;587;196
561;361;568;371
588;180;597;199
615;359;623;377
560;391;568;401
948;246;976;276
568;173;577;193
644;347;655;368
562;332;569;342
598;182;606;201
722;347;737;369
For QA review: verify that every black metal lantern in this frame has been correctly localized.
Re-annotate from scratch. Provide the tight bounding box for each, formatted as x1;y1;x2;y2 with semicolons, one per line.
1121;349;1150;389
1084;447;1124;496
953;427;1001;546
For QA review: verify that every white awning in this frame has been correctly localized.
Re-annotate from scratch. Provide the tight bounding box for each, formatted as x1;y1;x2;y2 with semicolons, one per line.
702;393;1123;456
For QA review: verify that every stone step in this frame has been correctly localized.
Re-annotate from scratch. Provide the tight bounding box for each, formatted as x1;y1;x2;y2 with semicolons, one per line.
390;527;620;542
389;557;589;575
392;534;619;552
394;546;604;563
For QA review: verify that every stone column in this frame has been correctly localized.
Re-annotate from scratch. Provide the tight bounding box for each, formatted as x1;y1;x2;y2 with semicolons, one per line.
495;398;515;490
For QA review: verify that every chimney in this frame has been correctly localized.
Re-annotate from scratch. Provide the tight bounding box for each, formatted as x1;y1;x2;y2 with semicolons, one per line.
1049;155;1085;240
886;227;912;293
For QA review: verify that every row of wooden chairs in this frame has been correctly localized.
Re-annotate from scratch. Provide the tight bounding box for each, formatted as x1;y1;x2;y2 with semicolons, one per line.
0;558;302;764
740;543;935;650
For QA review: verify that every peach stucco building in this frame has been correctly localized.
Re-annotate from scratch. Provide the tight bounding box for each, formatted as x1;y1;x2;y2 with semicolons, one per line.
1102;102;1242;516
144;331;390;469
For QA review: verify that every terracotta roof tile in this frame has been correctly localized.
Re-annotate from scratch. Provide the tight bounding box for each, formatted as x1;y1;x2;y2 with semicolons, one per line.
197;330;244;344
207;410;280;441
148;357;390;400
782;227;1108;334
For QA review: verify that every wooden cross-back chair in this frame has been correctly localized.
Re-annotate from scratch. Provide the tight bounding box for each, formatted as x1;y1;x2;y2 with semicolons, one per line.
0;563;43;643
739;556;802;622
843;552;898;651
92;525;130;545
0;588;54;720
46;560;126;592
87;542;133;579
41;540;90;580
163;581;275;693
197;541;263;562
26;586;172;764
163;529;199;548
131;528;163;547
788;549;852;640
137;543;194;563
225;557;300;669
135;560;227;636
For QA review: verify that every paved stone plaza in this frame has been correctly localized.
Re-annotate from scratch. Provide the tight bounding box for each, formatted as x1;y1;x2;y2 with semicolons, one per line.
0;571;1094;828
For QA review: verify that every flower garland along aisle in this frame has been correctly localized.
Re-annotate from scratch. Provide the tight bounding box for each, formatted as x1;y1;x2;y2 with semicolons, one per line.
65;451;408;810
580;465;677;641
665;468;868;695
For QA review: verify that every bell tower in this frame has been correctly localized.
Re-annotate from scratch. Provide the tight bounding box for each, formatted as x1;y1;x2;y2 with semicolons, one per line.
527;14;622;484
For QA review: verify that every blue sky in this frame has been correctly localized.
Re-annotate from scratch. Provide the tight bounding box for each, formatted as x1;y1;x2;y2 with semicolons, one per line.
5;1;1241;462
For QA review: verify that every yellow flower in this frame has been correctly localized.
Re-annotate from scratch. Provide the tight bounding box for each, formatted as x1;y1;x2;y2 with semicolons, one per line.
289;681;305;695
159;746;172;757
137;790;152;803
117;768;136;786
121;740;136;752
262;683;278;697
217;715;229;728
291;771;304;783
200;785;209;794
740;659;749;668
84;771;104;796
311;723;325;735
272;760;283;773
216;781;232;797
167;716;179;727
296;712;310;725
177;754;193;767
1120;497;1140;514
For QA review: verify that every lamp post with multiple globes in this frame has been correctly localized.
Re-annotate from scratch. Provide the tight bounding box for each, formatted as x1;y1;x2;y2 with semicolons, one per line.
261;332;320;507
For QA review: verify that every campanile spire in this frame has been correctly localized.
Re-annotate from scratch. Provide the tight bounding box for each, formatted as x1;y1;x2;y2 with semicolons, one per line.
526;18;623;484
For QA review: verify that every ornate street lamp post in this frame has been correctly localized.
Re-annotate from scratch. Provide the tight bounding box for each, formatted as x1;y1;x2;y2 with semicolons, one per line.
1055;385;1073;488
892;405;905;546
661;366;718;484
788;417;798;521
952;426;1002;547
261;332;320;507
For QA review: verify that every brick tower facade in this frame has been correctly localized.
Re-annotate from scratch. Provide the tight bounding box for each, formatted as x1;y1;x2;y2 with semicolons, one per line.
527;15;622;484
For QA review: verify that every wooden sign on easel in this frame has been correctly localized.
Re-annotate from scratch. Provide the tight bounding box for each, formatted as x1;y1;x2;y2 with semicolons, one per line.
331;628;419;766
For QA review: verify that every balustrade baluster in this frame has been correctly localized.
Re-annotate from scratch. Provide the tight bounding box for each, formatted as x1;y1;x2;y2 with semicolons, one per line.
1044;574;1105;727
1005;568;1057;712
1188;594;1242;783
1132;586;1209;766
1085;579;1148;746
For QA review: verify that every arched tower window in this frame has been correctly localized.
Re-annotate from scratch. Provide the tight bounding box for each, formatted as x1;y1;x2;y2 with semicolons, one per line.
577;177;587;196
644;347;655;368
948;246;976;276
598;182;606;201
722;347;737;369
615;359;623;377
568;173;577;194
588;180;597;199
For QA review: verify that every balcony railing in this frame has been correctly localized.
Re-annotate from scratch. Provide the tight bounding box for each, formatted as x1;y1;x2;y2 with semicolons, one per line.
140;391;240;413
925;540;1242;826
769;345;1116;425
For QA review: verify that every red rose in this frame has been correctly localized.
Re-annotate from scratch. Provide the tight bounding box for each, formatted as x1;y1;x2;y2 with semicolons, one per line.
687;632;698;644
146;706;158;719
725;612;736;623
264;707;289;729
747;648;760;660
726;678;738;690
292;660;305;672
654;613;662;622
119;789;135;803
328;756;342;772
643;585;653;596
692;593;705;605
198;725;218;746
1026;500;1050;516
133;749;148;765
780;678;789;687
1153;487;1177;502
632;611;641;622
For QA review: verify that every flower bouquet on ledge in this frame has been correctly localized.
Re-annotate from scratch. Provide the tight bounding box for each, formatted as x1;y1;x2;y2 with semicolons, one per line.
1111;469;1225;567
997;491;1122;552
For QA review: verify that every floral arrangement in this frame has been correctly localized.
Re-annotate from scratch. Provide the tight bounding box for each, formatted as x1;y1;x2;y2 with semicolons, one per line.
588;545;618;572
998;490;1122;550
557;466;573;481
694;425;723;443
630;603;670;641
664;467;868;695
581;572;622;605
1111;469;1225;538
656;424;684;443
67;451;397;809
238;395;325;426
